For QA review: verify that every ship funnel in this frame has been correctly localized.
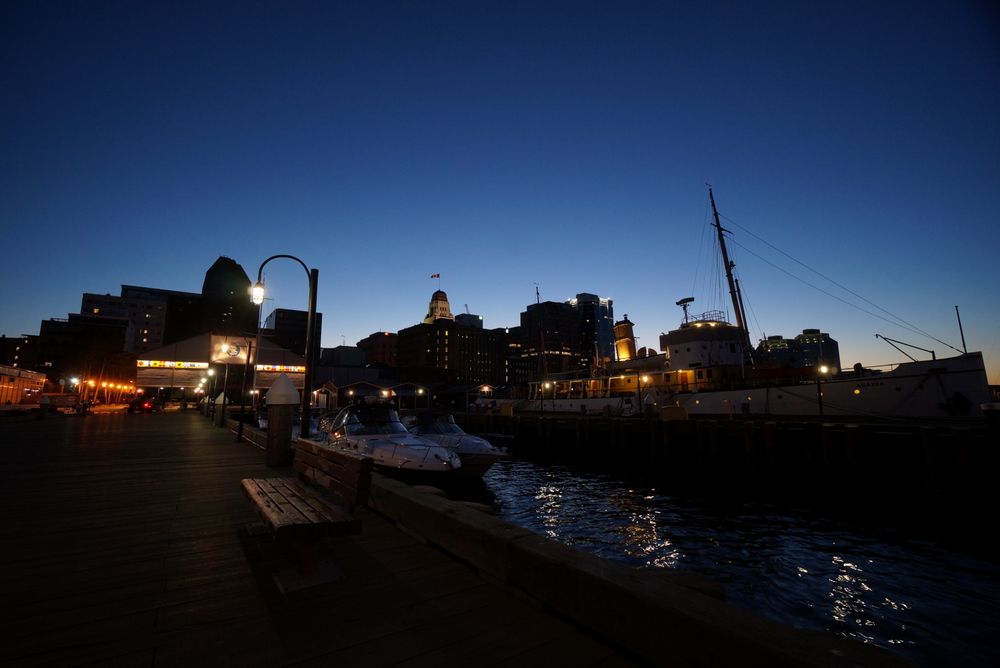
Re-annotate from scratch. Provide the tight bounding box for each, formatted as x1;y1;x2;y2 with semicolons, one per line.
614;314;637;362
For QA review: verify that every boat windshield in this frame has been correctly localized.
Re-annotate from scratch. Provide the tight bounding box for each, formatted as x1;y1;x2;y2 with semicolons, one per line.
413;414;466;435
340;405;409;435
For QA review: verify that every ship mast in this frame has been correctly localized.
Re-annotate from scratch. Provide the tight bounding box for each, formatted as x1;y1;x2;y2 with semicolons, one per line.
709;187;754;364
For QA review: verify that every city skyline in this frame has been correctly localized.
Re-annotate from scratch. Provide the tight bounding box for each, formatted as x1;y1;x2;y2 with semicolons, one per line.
3;2;998;382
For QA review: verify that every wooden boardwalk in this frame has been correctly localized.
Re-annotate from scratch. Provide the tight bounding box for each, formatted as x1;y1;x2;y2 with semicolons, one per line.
0;411;640;666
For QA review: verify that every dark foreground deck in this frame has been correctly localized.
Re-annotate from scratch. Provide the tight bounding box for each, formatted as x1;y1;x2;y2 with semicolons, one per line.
0;411;638;666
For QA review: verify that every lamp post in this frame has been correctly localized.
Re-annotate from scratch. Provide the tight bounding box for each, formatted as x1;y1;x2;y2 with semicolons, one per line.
251;254;319;439
815;363;829;418
207;369;217;417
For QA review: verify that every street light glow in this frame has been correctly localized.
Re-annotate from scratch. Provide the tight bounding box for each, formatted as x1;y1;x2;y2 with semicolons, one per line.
251;282;265;305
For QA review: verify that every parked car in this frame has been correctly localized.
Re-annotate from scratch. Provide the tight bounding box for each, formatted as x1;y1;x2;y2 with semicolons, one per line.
128;397;159;413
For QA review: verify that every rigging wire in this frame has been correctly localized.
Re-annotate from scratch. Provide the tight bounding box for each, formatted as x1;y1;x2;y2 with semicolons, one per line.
729;238;964;354
718;212;957;348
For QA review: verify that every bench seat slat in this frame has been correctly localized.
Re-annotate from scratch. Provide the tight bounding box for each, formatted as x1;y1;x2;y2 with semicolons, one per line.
242;478;361;540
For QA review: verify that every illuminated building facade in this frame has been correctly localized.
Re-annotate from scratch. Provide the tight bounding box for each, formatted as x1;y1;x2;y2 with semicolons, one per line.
0;364;46;404
423;290;455;323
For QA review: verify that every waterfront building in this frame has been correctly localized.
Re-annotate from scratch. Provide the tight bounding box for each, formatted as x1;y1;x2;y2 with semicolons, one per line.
357;331;398;367
0;364;46;404
37;314;132;386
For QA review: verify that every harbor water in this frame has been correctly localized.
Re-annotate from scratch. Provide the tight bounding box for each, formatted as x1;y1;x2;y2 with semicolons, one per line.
476;458;1000;667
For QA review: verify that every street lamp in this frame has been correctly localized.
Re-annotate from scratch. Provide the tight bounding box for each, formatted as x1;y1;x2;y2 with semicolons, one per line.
207;369;216;416
815;363;830;418
251;254;319;438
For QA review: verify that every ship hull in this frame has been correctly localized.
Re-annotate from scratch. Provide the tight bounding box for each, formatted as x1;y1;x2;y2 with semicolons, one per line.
503;353;991;421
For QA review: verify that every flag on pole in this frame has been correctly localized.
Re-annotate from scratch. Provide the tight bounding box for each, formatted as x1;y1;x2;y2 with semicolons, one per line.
430;273;440;279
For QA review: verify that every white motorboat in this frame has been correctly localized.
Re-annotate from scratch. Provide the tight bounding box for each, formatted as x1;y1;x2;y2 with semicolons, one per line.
407;411;508;478
320;400;462;479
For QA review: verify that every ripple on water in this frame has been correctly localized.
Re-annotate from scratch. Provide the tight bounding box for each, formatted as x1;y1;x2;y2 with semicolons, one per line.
480;458;1000;667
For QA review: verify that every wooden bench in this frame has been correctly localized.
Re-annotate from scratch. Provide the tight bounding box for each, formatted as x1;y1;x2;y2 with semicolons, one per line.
241;439;374;584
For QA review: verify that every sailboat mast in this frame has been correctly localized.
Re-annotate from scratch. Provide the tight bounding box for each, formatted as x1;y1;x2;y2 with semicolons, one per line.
709;188;753;360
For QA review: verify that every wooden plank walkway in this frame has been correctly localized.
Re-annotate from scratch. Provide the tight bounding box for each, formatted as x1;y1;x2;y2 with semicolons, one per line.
0;411;641;666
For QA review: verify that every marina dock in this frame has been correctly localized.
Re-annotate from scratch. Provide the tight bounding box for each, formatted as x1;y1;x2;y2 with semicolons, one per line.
1;411;905;666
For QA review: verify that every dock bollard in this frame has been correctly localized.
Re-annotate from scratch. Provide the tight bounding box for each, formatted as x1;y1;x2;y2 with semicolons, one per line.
213;393;227;427
264;374;298;467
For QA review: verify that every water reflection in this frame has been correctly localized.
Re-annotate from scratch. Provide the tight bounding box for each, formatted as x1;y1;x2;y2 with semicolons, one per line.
479;458;1000;667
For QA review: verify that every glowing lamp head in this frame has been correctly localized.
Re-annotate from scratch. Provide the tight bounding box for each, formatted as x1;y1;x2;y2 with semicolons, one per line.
250;282;265;305
819;365;830;375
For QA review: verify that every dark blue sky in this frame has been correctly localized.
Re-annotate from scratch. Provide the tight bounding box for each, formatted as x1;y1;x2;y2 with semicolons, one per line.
3;1;998;380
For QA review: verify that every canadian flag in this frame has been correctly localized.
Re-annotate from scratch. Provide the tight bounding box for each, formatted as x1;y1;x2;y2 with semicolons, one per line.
430;273;440;279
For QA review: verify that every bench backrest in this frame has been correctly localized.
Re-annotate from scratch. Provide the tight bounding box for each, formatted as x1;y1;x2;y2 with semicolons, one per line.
293;438;374;512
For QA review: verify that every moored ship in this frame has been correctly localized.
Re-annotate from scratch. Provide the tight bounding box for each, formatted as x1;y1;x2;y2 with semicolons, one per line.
501;189;992;421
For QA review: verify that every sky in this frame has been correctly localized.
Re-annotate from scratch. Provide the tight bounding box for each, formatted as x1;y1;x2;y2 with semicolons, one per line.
2;1;999;382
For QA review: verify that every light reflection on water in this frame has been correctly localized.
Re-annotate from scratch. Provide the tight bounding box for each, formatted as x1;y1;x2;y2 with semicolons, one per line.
481;458;1000;667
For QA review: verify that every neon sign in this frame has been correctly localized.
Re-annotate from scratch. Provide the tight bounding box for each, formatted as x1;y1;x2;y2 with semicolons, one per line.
137;360;209;369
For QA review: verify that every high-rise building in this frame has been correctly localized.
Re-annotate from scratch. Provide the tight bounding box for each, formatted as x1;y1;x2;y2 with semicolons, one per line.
519;301;581;377
754;329;841;370
795;329;841;369
201;257;258;336
567;293;614;369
